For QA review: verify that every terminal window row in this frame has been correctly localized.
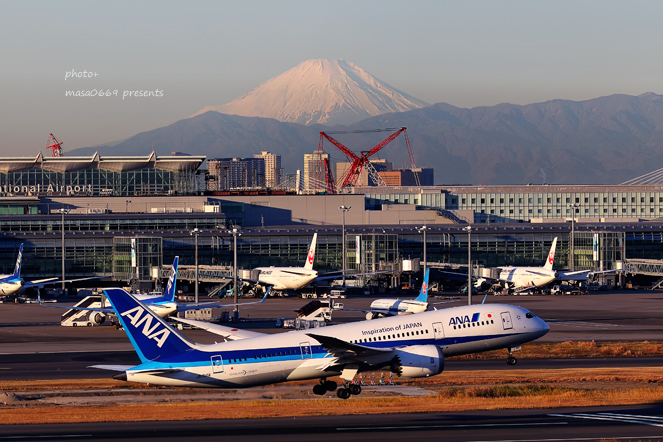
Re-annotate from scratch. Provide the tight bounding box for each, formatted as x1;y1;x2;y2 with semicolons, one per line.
462;196;662;204
480;207;660;215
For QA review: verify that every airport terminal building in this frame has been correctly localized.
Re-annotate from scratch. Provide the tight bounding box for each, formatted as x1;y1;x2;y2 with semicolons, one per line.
2;153;663;289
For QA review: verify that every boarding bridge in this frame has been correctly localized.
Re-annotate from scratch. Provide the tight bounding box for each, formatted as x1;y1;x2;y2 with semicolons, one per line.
60;296;109;327
157;265;234;283
624;259;663;276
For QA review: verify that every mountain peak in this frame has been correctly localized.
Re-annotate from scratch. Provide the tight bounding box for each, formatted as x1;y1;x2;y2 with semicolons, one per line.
192;59;429;126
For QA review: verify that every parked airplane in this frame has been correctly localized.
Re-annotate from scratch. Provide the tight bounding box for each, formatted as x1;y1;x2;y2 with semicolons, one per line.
91;288;549;398
0;244;97;298
341;269;441;320
252;233;384;291
462;237;627;293
42;256;270;319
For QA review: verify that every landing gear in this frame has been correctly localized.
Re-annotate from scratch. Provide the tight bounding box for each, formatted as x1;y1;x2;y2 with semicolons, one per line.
313;378;338;396
336;381;362;399
506;346;518;365
315;378;362;399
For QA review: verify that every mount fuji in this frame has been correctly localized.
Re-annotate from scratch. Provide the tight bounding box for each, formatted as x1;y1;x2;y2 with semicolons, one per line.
191;59;429;126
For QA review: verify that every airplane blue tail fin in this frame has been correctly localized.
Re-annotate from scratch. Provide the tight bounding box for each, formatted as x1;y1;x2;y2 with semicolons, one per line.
414;268;430;303
12;244;23;279
103;288;194;363
163;256;179;302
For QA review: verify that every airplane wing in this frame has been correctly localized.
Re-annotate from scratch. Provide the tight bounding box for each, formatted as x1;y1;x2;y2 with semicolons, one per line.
170;317;266;340
556;268;631;281
313;270;392;283
177;287;271;312
25;276;104;290
306;333;392;358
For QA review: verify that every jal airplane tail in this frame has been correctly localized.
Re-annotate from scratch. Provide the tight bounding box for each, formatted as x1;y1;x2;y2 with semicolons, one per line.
303;233;317;270
414;268;430;303
543;237;558;271
163;256;179;302
103;288;194;363
12;244;23;279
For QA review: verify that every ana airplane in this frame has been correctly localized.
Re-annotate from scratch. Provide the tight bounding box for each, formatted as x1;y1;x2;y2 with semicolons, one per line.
42;256;270;319
342;268;437;320
252;233;383;291
0;244;97;298
91;288;549;398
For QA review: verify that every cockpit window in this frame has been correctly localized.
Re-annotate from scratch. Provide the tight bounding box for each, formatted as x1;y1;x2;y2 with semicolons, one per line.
526;312;535;319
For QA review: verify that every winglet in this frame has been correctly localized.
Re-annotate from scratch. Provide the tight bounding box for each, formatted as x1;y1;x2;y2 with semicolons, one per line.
103;288;194;363
543;237;557;271
414;268;430;303
304;233;317;270
163;256;179;302
13;244;23;279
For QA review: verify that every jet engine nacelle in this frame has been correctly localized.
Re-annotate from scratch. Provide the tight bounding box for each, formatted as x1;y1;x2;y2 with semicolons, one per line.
93;312;106;325
390;345;444;379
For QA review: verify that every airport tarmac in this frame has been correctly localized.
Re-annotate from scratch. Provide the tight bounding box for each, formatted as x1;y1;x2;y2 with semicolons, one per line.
2;289;663;354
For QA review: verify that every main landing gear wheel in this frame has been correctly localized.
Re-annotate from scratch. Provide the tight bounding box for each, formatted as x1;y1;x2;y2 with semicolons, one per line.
349;384;362;395
336;388;351;399
313;378;339;396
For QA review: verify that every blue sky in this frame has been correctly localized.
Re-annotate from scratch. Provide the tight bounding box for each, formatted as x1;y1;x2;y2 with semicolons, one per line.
1;0;662;156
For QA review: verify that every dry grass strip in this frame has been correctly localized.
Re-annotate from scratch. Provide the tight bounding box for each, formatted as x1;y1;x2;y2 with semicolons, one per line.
3;366;663;424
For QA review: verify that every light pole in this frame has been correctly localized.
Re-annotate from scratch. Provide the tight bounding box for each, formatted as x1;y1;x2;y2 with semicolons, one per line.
568;203;579;271
60;208;70;290
228;227;241;321
417;226;430;275
338;206;351;284
125;200;131;213
190;228;200;303
463;225;473;305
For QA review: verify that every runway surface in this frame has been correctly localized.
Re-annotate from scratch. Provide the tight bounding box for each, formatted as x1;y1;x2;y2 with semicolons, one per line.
4;405;663;441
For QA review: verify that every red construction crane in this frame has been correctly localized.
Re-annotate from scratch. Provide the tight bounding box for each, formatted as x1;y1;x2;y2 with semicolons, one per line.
317;127;416;192
46;133;64;157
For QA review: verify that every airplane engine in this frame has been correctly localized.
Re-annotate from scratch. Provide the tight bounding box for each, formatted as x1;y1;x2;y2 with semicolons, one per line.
390;345;444;378
93;312;106;325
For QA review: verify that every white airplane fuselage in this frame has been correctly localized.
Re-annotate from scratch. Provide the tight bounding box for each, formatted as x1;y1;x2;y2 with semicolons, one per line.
497;267;558;289
254;267;318;291
0;279;23;297
369;299;428;316
116;302;549;388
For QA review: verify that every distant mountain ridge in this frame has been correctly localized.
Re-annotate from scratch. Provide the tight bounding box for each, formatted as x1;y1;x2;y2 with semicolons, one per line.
71;92;663;185
191;59;429;126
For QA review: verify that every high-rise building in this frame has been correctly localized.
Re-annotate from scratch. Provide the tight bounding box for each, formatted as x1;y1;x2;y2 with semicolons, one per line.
253;151;282;188
303;151;329;193
207;158;265;190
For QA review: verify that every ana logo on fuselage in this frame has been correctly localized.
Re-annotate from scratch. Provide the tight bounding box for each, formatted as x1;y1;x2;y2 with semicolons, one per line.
120;306;171;348
449;312;480;326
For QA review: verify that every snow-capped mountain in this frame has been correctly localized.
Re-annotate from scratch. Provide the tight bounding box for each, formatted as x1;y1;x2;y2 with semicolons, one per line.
192;59;429;126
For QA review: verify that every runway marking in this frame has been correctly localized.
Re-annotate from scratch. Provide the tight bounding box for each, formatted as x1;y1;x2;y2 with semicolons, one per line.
0;435;91;439
550;412;663;427
337;421;568;431
551;321;621;328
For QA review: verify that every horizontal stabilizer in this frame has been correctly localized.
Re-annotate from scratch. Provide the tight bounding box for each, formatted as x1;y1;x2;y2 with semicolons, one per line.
88;364;135;372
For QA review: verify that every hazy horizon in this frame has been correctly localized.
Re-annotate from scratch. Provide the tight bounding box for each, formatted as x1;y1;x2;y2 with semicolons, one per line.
2;0;662;156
